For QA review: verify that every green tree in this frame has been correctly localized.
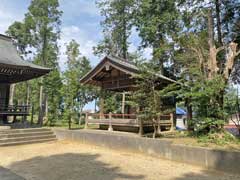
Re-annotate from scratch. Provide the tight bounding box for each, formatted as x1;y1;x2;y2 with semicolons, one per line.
23;0;63;125
159;1;240;133
131;61;175;137
94;0;135;58
62;40;93;129
134;0;180;73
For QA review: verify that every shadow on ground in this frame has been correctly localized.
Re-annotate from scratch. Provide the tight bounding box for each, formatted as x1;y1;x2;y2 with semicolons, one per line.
0;166;25;180
173;169;240;180
8;153;144;180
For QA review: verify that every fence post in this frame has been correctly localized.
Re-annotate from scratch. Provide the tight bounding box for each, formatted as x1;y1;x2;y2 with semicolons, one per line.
170;113;174;131
84;112;89;129
108;112;113;131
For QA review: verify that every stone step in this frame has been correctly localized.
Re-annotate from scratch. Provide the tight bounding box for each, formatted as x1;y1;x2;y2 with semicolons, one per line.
0;134;56;143
0;128;57;146
0;126;11;130
0;138;57;147
0;128;51;134
0;131;54;139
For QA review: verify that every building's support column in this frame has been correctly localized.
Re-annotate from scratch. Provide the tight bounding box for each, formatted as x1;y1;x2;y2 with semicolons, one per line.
8;84;15;122
8;84;15;106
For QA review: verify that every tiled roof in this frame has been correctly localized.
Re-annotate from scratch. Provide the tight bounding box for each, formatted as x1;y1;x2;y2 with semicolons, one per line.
80;55;177;84
0;34;50;71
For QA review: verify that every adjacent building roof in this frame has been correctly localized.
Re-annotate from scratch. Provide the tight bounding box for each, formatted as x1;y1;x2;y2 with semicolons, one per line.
176;107;187;115
80;55;177;91
0;34;51;83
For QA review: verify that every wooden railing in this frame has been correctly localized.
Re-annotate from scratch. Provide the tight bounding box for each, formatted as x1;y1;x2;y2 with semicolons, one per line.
85;113;139;131
153;114;174;132
84;112;174;133
0;105;31;115
0;104;33;124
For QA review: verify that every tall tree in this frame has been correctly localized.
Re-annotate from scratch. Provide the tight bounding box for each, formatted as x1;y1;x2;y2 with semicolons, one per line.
62;40;93;128
94;0;135;59
23;0;62;125
160;0;240;131
134;0;180;73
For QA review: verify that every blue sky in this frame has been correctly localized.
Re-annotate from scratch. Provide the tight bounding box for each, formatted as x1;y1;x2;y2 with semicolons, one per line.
0;0;152;110
0;0;104;68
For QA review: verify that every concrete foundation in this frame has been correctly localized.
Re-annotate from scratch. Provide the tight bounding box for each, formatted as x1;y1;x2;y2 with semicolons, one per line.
99;124;153;133
53;129;240;175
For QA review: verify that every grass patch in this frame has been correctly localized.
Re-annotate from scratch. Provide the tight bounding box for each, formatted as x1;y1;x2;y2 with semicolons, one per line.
160;130;240;151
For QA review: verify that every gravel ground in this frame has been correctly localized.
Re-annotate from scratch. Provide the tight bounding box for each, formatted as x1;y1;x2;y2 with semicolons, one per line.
0;140;239;180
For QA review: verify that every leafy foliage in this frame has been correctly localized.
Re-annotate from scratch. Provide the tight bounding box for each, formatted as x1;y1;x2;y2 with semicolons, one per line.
94;0;135;58
62;40;96;127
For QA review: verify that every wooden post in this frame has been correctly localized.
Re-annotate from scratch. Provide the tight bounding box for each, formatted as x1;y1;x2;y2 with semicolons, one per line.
170;113;174;131
138;117;144;136
84;112;89;129
8;84;15;122
108;112;113;131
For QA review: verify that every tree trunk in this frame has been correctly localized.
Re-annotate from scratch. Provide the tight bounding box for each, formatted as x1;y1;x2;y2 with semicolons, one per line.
121;92;125;114
44;95;48;125
38;78;44;126
100;97;104;118
186;98;193;130
215;0;223;46
122;13;128;59
69;99;74;130
26;82;30;106
38;28;48;126
79;105;83;126
207;9;218;79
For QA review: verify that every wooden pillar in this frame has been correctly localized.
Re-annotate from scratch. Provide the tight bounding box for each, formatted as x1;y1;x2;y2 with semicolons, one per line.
84;112;89;129
8;84;15;122
108;112;113;131
8;84;15;106
121;92;125;114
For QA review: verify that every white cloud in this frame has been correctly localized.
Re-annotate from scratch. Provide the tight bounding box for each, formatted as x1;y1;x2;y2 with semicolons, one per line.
0;9;24;34
60;0;99;18
0;0;28;34
59;25;99;71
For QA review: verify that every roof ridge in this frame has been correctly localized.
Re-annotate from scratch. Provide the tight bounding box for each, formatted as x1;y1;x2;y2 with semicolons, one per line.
107;55;137;68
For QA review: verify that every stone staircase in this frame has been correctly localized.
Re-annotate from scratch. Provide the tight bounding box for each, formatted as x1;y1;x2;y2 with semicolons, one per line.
0;128;57;147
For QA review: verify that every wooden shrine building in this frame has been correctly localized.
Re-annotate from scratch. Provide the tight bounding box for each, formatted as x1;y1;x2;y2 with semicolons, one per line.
0;34;50;123
80;56;177;134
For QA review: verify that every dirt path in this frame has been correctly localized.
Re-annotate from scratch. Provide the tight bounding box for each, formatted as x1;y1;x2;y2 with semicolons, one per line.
0;140;239;180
